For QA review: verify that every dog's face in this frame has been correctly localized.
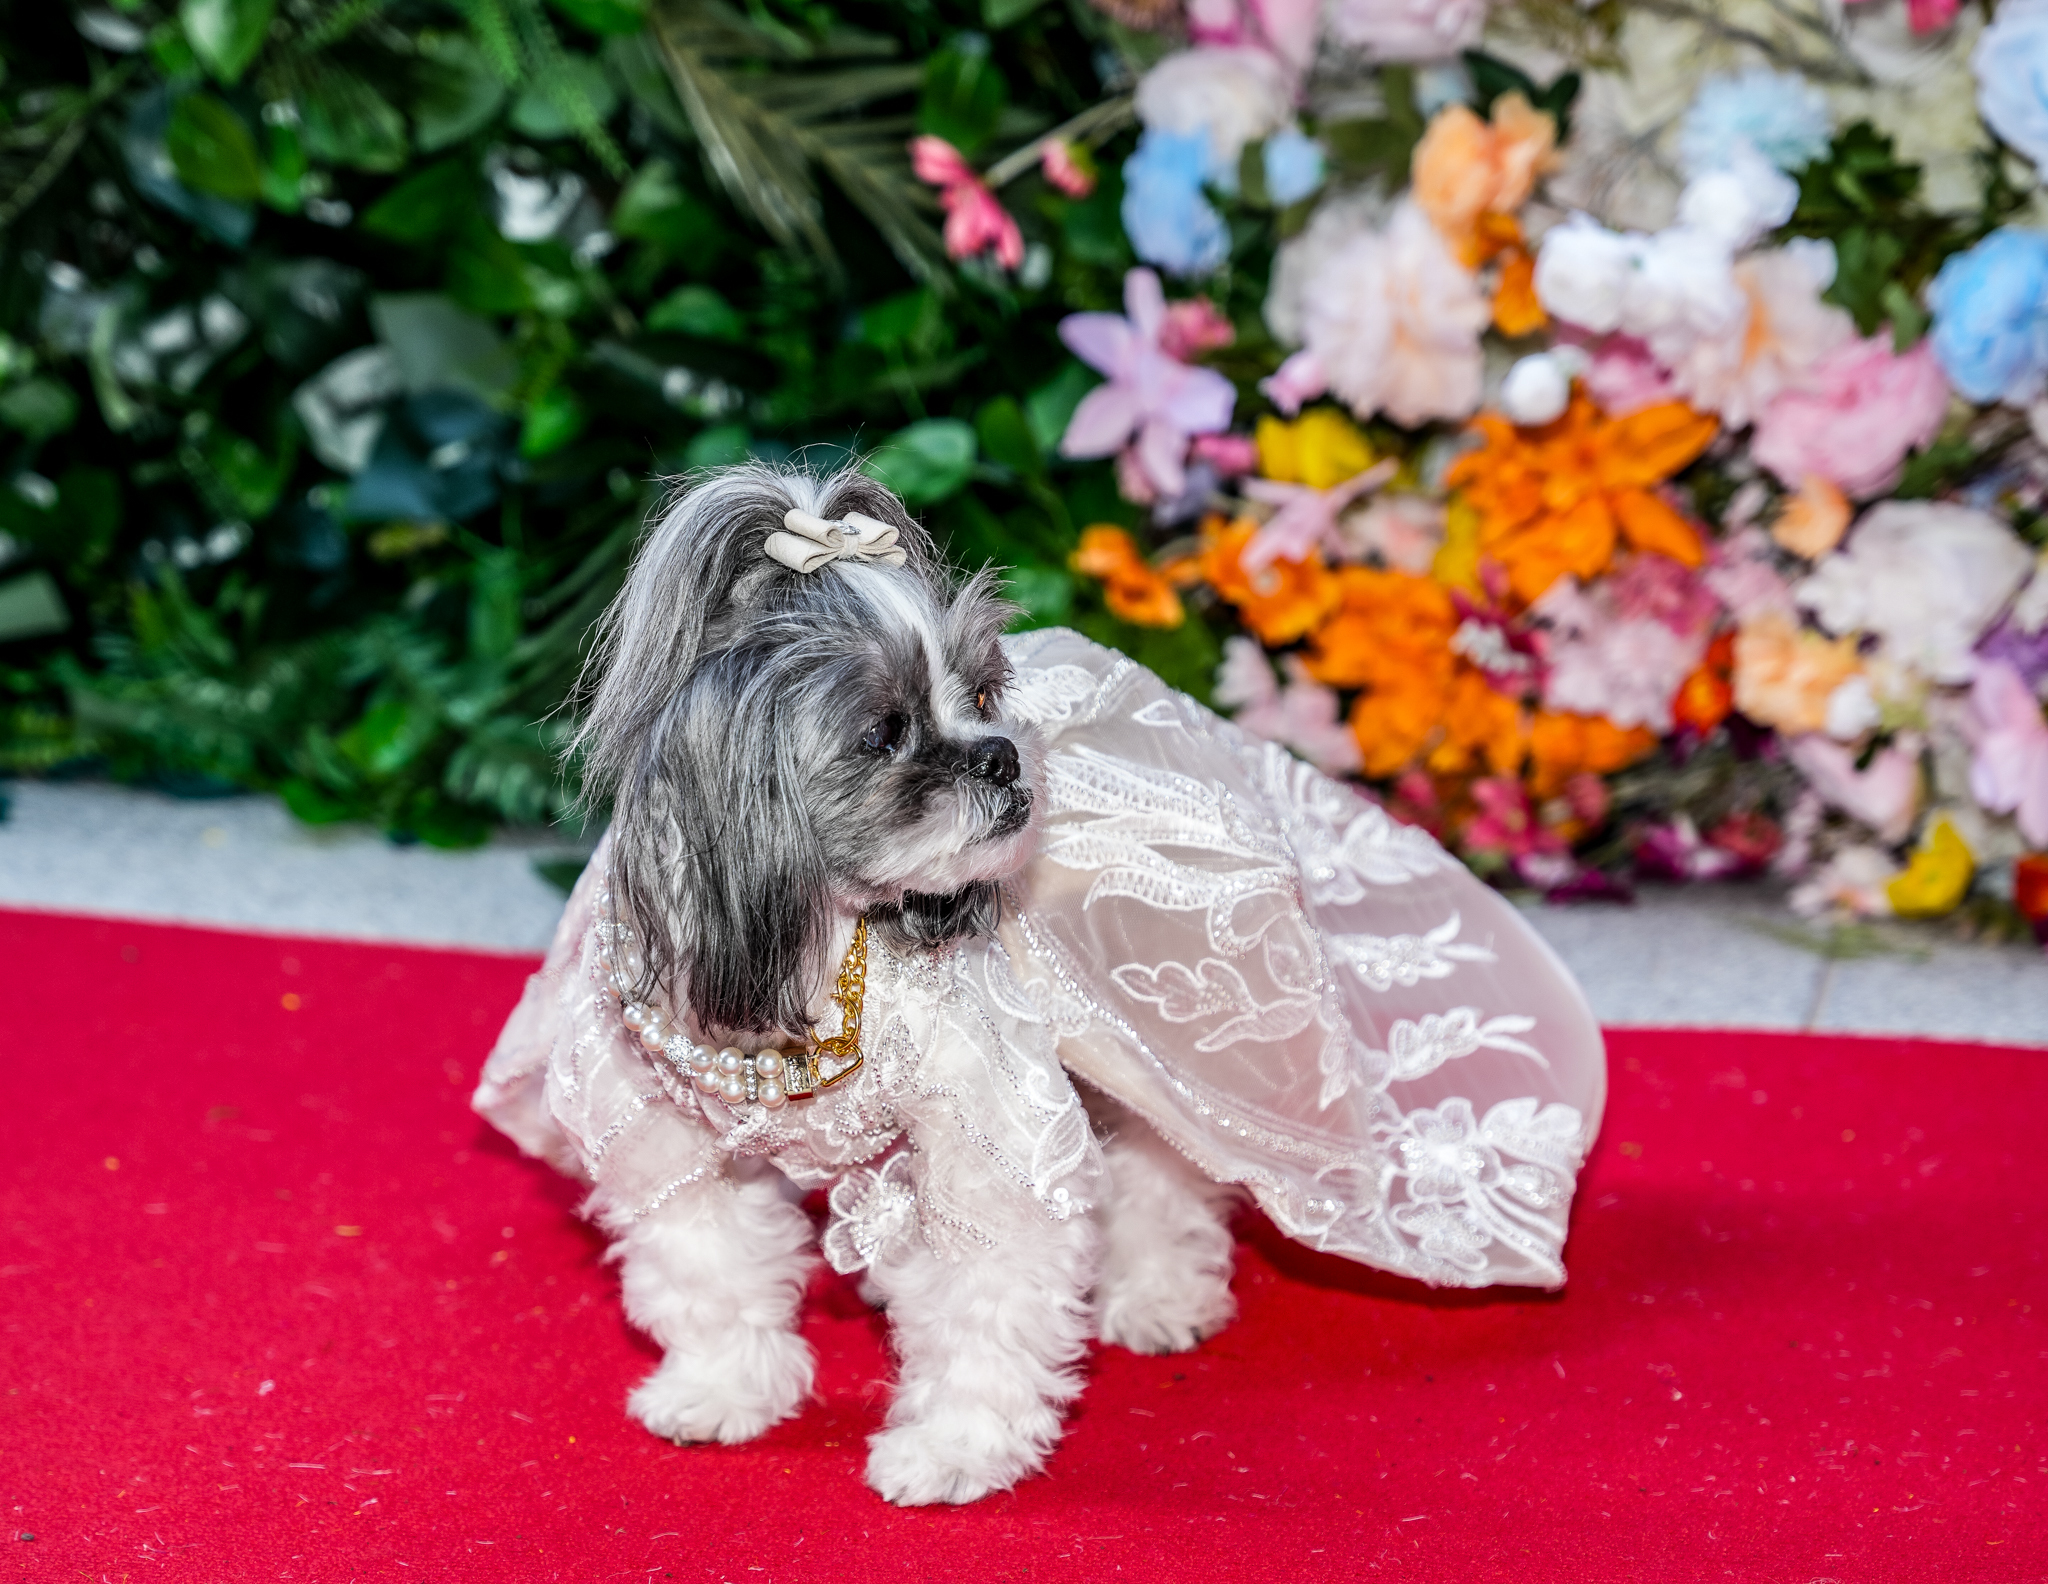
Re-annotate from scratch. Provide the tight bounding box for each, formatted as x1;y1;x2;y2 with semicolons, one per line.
582;467;1043;1038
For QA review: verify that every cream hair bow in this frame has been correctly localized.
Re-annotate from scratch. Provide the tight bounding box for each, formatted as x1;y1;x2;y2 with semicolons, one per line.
765;509;908;574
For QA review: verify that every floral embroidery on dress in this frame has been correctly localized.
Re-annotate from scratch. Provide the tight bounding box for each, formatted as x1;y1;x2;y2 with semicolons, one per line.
1385;1096;1585;1282
1328;911;1495;991
1111;957;1323;1051
821;1151;919;1274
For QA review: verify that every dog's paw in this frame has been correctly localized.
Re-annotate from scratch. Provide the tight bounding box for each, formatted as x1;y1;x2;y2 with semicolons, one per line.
1096;1266;1236;1355
628;1329;813;1446
865;1404;1058;1506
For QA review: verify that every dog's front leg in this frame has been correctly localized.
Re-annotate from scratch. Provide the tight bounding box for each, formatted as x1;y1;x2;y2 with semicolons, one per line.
861;1186;1097;1506
598;1161;817;1446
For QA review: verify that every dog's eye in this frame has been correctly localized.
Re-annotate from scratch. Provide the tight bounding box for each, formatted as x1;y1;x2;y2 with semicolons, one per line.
862;713;905;755
972;683;999;720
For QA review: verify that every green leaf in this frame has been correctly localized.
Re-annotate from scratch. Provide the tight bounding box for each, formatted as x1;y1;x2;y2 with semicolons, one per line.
547;0;647;38
0;572;70;643
862;418;977;506
260;115;307;212
975;395;1040;477
646;284;745;339
167;93;263;201
201;426;292;519
369;294;519;401
468;551;523;659
338;695;440;777
511;55;620;140
180;0;275;85
281;776;359;825
410;33;509;153
0;377;80;440
682;424;751;469
1024;361;1096;456
1002;563;1072;624
520;386;588;458
918;34;1006;158
299;73;409;172
613;159;720;254
444;218;536;317
982;0;1047;27
361;160;477;244
57;468;124;570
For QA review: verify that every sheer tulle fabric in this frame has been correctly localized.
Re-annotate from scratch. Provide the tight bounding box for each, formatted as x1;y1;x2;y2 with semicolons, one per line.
476;628;1605;1290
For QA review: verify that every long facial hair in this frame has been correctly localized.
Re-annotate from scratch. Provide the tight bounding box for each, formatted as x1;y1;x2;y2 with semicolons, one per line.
571;463;1035;1042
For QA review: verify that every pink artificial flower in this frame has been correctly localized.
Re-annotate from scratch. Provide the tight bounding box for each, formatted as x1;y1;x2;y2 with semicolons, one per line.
1967;659;2048;845
1040;138;1096;198
1185;0;1321;78
1635;815;1744;882
1059;267;1239;498
1463;776;1570;881
1158;296;1236;360
1259;348;1328;415
1573;332;1679;417
1752;336;1951;500
1532;573;1708;732
1784;732;1923;843
1214;637;1364;775
910;136;1024;270
1843;0;1957;31
1240;457;1397;569
1703;527;1797;623
1608;552;1722;637
1190;432;1260;475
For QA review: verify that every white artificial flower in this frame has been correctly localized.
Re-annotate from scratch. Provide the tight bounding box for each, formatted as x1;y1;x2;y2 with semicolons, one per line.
1796;502;2036;685
1672;144;1800;250
1134;46;1293;188
1665;240;1852;428
1296;199;1489;428
1325;0;1490;62
1265;190;1385;347
1497;349;1585;426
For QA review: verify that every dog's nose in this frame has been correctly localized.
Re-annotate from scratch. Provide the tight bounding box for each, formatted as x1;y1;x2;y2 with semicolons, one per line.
966;735;1020;786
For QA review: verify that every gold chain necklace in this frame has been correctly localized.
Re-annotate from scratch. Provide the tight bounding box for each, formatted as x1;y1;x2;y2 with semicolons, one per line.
783;914;868;1097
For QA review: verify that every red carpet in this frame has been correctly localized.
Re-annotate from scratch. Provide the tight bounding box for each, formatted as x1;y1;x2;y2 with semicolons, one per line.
4;908;2045;1581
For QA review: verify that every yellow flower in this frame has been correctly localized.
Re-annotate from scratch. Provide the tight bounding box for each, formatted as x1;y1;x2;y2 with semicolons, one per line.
1886;817;1974;918
1255;409;1375;490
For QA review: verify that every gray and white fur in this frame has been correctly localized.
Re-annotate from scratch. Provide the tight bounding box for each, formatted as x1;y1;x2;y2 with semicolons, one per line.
567;463;1240;1504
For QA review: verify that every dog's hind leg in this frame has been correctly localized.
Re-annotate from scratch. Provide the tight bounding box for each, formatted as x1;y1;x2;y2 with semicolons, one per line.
1092;1102;1240;1355
862;1202;1097;1506
598;1161;817;1446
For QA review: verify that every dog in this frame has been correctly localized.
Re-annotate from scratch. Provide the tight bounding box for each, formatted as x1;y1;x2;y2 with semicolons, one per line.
476;462;1606;1505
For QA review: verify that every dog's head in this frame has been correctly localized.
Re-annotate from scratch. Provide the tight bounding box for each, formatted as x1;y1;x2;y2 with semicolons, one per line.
575;463;1042;1040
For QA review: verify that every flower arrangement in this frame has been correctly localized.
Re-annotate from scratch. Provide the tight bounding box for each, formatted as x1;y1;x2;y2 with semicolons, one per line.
1056;0;2048;943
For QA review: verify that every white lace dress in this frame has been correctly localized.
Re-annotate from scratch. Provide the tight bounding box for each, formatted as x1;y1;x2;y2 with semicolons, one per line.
475;627;1606;1290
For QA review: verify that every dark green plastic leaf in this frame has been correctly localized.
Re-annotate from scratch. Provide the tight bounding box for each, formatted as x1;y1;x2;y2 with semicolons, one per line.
57;467;123;570
361;160;477;244
683;425;751;469
983;0;1048;27
300;75;409;173
167;93;263;201
520;386;588;459
0;572;70;643
0;378;80;440
1024;361;1096;456
511;56;619;141
180;0;276;85
975;395;1040;477
202;427;292;518
410;33;508;153
613;160;720;254
918;35;1007;158
646;284;745;340
862;418;977;506
444;219;535;317
468;551;523;659
545;0;646;38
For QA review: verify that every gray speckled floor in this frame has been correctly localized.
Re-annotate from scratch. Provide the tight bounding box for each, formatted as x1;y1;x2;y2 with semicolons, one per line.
3;778;2045;1044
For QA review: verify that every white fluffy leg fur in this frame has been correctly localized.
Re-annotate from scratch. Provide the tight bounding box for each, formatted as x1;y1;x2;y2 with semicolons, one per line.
599;1165;817;1446
862;1211;1097;1506
1094;1115;1240;1355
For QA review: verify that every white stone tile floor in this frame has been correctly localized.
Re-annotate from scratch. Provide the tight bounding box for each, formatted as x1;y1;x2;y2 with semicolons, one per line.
2;777;2044;1045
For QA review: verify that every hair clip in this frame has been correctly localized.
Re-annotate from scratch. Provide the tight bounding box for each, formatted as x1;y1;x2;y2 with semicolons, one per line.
765;509;909;574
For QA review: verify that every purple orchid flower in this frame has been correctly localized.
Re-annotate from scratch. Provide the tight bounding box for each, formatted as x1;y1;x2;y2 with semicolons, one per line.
1058;268;1238;498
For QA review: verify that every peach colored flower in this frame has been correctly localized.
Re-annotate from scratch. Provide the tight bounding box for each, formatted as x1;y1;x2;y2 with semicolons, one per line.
1731;612;1863;735
1770;475;1852;561
1411;94;1558;265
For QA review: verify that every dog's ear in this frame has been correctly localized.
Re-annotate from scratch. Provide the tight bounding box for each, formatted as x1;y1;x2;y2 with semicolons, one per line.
879;881;1002;950
610;662;831;1041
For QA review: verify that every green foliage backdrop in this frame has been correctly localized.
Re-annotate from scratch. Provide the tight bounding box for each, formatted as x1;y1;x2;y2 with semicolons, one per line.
0;0;1203;842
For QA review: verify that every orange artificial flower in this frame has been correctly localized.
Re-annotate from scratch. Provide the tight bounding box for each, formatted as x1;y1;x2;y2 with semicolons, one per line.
1492;244;1545;337
1673;630;1737;735
1731;612;1862;735
1526;709;1658;800
1071;525;1185;628
1427;665;1528;778
1445;395;1718;605
1305;567;1457;689
1198;514;1340;645
1411;93;1558;266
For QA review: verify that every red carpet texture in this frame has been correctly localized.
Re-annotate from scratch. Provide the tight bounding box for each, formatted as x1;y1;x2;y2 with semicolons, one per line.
3;907;2045;1583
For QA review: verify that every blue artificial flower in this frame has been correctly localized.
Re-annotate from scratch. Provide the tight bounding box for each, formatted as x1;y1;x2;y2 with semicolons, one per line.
1121;129;1229;277
1975;0;2048;171
1262;129;1326;207
1926;227;2048;405
1676;68;1833;177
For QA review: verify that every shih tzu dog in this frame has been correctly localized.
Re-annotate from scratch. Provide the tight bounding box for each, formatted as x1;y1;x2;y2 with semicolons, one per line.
476;462;1606;1506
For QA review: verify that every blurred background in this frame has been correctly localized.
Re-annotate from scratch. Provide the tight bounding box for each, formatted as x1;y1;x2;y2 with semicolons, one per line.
0;0;2044;1040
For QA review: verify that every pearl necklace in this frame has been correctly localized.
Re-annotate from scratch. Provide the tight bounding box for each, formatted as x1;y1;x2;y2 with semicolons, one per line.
598;913;870;1111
